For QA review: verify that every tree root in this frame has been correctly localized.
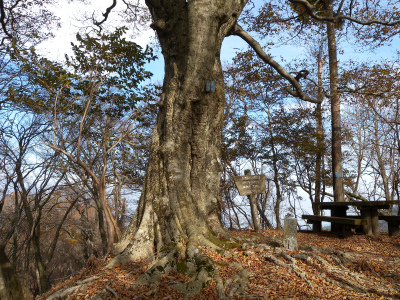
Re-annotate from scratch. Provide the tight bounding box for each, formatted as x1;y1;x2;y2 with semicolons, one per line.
129;243;255;299
275;244;400;296
263;252;314;288
46;276;99;300
132;250;178;289
215;262;252;300
246;242;400;298
105;283;119;299
43;238;400;299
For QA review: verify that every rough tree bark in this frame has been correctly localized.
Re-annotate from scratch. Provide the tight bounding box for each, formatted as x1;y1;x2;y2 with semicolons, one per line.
112;0;248;263
0;245;25;300
109;1;320;297
313;52;325;216
326;0;344;205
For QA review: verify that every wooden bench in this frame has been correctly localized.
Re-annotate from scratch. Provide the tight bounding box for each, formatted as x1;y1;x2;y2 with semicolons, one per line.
378;215;400;236
302;215;368;233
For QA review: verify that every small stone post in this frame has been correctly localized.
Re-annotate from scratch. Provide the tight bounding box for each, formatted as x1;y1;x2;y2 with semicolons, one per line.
283;218;298;250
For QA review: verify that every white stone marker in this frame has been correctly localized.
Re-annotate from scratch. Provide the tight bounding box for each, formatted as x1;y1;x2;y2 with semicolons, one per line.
283;218;298;250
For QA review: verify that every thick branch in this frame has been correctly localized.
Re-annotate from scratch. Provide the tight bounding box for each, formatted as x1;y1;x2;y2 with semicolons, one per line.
43;142;100;186
289;0;400;26
0;0;13;40
323;190;368;202
94;0;117;27
230;24;322;104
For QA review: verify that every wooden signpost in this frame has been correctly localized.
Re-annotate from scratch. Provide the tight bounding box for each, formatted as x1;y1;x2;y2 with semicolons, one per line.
233;173;266;196
233;170;266;232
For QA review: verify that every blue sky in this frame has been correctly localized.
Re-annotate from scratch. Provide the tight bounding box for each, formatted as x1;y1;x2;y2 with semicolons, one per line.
38;0;400;85
36;0;400;225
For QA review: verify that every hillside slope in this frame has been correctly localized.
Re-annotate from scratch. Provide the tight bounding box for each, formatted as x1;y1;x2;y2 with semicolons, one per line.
39;230;400;299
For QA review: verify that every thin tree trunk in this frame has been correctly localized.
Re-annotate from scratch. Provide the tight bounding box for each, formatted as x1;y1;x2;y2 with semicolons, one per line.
230;196;242;229
98;184;116;252
93;196;108;255
327;0;344;204
314;53;325;215
270;135;282;229
31;232;48;294
373;116;392;201
15;164;48;294
257;199;273;229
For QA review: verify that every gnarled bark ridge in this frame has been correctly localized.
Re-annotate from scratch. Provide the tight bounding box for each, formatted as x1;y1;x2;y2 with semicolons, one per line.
112;0;248;266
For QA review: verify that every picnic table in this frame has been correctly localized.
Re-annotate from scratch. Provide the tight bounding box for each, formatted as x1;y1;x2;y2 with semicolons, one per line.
303;200;400;236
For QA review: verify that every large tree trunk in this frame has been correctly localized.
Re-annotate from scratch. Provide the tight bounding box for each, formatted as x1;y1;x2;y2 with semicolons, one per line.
0;245;25;300
113;0;247;263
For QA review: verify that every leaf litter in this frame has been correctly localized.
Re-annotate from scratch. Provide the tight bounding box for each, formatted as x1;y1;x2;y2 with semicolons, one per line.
38;229;400;299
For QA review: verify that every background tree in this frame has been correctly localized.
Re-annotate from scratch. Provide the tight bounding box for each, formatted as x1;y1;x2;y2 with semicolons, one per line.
0;112;83;295
9;27;155;253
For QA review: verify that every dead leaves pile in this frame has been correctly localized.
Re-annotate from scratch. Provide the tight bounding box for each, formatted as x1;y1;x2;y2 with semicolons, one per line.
38;230;400;299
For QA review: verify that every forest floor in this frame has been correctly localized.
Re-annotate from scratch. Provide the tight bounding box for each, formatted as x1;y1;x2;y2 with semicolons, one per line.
38;230;400;299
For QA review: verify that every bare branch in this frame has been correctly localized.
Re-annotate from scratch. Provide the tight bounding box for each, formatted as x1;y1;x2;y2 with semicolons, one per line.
339;86;390;96
43;141;100;186
94;0;117;27
336;0;346;16
76;79;102;159
289;0;400;26
0;0;13;40
106;109;142;155
304;77;320;88
46;188;83;264
229;23;322;104
324;190;369;202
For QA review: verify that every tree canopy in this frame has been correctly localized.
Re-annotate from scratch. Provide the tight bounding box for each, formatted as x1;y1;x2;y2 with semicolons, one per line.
1;0;400;298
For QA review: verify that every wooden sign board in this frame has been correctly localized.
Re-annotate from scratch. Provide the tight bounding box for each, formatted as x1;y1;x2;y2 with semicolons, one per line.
233;175;266;196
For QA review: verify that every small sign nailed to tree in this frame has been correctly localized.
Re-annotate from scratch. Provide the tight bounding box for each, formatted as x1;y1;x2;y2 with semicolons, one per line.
233;174;266;196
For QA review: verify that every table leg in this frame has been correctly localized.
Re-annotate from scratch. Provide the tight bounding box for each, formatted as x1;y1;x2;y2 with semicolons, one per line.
361;209;372;235
313;221;321;233
388;221;400;237
331;207;348;234
370;209;380;235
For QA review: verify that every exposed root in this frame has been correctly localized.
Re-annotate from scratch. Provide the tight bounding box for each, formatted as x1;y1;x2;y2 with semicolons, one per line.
132;250;178;289
263;252;314;288
105;283;119;299
40;232;400;300
248;242;400;298
107;206;155;268
45;276;99;300
171;265;212;298
296;245;400;296
214;262;252;299
127;240;255;300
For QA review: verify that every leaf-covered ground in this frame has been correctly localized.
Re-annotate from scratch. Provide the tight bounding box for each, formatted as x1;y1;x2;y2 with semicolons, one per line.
38;230;400;299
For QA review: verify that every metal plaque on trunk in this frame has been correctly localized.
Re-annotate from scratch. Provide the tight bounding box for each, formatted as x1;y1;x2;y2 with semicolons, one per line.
233;175;266;196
